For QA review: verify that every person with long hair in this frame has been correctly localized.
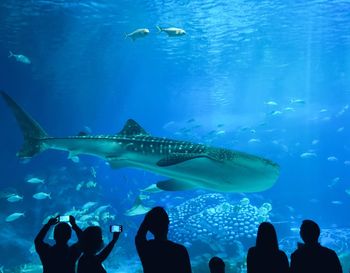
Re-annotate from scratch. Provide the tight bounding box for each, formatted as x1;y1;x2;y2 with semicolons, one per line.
78;226;120;273
247;222;289;273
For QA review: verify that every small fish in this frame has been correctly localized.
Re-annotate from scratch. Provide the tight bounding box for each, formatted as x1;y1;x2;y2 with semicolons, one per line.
156;26;186;36
290;99;306;104
33;192;51;200
187;118;195;123
328;177;340;188
8;51;31;64
327;156;338;162
283;107;295;112
344;161;350;166
319;109;328;113
216;130;225;135
90;167;97;178
345;189;350;195
300;152;317;159
248;138;260;143
125;28;150;41
331;200;342;205
265;101;278;106
290;227;299;232
311;139;319;145
336;104;349;117
82;201;98;210
6;212;25;222
7;194;23;202
27;177;45;184
337;127;344;133
270;110;282;116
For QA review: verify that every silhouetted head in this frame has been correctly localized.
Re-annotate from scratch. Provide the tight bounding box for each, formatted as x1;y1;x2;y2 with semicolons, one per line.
209;256;225;273
300;219;320;244
256;222;279;251
146;207;169;238
54;222;72;244
81;226;104;254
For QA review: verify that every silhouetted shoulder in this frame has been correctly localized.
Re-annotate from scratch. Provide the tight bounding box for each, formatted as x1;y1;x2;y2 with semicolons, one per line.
247;246;289;273
248;246;288;259
291;244;342;273
147;239;188;253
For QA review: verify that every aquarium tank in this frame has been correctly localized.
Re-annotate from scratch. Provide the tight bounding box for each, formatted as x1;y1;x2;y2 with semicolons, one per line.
0;0;350;272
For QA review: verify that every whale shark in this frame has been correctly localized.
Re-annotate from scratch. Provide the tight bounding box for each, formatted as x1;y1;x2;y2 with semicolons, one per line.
1;91;280;193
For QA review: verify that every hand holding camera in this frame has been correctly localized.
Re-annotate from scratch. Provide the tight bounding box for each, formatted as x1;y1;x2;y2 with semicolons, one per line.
47;217;59;226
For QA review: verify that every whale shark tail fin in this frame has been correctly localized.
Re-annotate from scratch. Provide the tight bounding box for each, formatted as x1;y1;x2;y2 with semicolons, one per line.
156;26;162;33
124;33;129;40
8;51;14;58
1;91;49;158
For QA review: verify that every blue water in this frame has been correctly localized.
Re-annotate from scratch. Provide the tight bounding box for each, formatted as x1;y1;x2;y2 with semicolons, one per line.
1;0;350;272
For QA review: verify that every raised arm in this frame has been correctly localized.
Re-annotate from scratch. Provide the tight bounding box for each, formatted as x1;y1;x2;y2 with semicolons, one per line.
135;218;149;246
35;217;58;250
69;216;83;242
96;232;120;262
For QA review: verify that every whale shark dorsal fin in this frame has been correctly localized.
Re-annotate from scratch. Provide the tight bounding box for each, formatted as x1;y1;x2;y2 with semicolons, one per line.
118;119;149;136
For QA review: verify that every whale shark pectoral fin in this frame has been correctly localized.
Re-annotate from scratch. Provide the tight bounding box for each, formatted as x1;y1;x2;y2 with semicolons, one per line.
156;153;221;167
107;157;129;169
156;179;198;191
141;184;164;193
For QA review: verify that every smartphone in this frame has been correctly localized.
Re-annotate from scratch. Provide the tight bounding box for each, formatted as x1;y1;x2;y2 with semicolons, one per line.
110;225;122;233
59;215;70;222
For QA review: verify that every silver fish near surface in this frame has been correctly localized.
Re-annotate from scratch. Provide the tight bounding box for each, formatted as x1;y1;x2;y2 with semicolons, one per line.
6;194;23;202
33;192;51;200
125;28;150;41
6;212;25;222
156;26;186;36
27;177;45;184
1;91;280;193
8;51;31;64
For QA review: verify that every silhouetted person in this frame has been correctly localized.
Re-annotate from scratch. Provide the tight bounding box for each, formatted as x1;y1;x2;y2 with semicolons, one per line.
135;206;192;273
290;219;342;273
209;256;225;273
34;215;82;273
77;226;120;273
247;222;289;273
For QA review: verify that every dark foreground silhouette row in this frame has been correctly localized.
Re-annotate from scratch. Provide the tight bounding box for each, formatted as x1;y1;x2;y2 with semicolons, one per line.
34;207;343;273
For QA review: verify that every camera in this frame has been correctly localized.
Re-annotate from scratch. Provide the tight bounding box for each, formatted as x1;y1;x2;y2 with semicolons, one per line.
110;225;122;233
59;215;70;222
